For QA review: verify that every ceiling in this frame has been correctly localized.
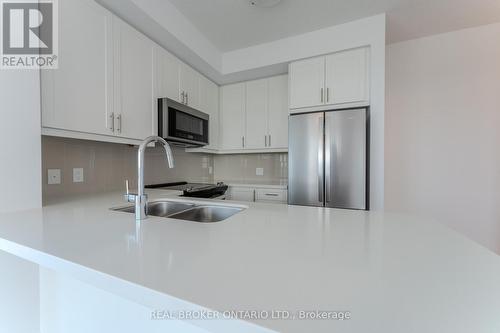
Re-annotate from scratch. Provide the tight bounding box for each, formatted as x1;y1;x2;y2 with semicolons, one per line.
168;0;500;51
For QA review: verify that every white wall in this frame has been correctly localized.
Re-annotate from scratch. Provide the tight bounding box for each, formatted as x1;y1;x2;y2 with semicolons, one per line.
0;70;42;331
0;70;42;212
386;22;500;253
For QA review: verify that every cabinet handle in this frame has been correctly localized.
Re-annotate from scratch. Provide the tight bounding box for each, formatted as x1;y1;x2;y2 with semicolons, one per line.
242;136;245;148
181;91;185;104
109;112;114;132
269;135;271;147
321;88;324;103
116;114;122;133
265;193;279;197
265;135;268;147
326;88;330;103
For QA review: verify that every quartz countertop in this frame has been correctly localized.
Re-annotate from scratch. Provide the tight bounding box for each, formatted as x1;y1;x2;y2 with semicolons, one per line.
0;190;499;332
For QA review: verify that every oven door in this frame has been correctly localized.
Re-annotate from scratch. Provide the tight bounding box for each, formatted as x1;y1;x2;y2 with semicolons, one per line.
158;98;209;147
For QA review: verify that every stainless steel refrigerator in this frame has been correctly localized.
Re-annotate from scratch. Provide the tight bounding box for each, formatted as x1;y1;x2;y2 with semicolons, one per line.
288;108;368;210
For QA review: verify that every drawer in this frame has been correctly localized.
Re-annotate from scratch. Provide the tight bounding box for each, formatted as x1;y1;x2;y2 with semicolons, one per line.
255;188;287;203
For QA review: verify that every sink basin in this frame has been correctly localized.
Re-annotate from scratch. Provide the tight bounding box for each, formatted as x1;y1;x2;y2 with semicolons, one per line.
111;201;243;222
112;201;195;218
168;205;243;223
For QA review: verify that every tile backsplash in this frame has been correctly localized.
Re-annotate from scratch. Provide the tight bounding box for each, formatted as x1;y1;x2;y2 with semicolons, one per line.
42;136;288;202
213;153;288;184
42;136;213;201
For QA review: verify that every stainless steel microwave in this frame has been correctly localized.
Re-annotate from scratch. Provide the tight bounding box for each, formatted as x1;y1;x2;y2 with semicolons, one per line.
158;98;209;147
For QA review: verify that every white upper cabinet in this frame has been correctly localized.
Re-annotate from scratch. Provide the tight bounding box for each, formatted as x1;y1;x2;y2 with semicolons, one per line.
325;48;369;105
219;74;288;152
199;76;219;150
154;47;180;103
267;75;288;149
245;79;268;149
289;47;370;111
289;57;325;109
41;0;113;136
179;63;201;110
220;83;246;150
113;17;154;141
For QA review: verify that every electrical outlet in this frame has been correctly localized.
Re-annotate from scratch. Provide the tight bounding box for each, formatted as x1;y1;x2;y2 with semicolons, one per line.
73;168;84;183
47;169;61;185
256;167;264;176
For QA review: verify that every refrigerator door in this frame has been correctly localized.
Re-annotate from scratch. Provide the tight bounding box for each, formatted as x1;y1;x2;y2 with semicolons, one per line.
325;109;366;210
288;112;325;207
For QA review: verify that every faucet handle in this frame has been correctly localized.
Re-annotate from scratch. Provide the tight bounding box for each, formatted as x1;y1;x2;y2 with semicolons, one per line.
124;180;136;203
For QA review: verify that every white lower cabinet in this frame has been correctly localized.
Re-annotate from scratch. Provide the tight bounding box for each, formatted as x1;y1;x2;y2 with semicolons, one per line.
255;189;287;204
227;187;255;202
227;186;287;204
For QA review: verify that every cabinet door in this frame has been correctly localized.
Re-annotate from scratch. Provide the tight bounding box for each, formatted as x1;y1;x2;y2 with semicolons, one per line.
114;18;154;140
289;57;325;109
245;79;268;149
227;187;255;202
325;48;369;105
179;63;200;110
154;47;180;103
267;75;288;149
220;83;246;150
41;0;113;135
199;76;219;149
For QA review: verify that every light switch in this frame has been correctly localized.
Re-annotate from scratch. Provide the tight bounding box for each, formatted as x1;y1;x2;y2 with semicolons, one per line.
73;168;84;183
47;169;61;185
256;168;264;176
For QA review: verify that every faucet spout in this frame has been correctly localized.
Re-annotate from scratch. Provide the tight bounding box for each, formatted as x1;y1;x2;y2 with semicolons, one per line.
134;136;174;221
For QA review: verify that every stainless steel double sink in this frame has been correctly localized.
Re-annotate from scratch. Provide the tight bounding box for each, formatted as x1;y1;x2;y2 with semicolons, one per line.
111;200;243;223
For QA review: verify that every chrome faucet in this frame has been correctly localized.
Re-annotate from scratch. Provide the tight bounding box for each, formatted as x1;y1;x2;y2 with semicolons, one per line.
125;136;174;221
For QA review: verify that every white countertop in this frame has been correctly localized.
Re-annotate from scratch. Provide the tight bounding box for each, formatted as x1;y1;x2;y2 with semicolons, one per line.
0;190;499;332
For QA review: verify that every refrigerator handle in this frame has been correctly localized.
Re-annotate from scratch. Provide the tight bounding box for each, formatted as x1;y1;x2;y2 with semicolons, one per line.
325;120;331;203
318;116;324;203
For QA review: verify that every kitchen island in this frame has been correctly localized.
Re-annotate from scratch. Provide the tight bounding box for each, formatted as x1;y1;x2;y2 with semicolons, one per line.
0;189;499;332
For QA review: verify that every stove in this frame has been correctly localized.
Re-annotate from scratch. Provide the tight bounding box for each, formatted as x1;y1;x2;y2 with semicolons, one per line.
145;181;228;199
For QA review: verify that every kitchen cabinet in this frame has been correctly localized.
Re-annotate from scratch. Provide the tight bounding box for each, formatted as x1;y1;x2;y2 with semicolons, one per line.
267;75;288;149
325;48;369;105
245;79;268;149
227;187;255;202
154;46;181;103
289;47;369;111
113;17;154;140
255;188;287;204
41;0;113;136
226;186;287;204
289;57;325;109
199;76;219;149
179;63;201;110
41;0;219;145
219;74;288;152
220;83;246;150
